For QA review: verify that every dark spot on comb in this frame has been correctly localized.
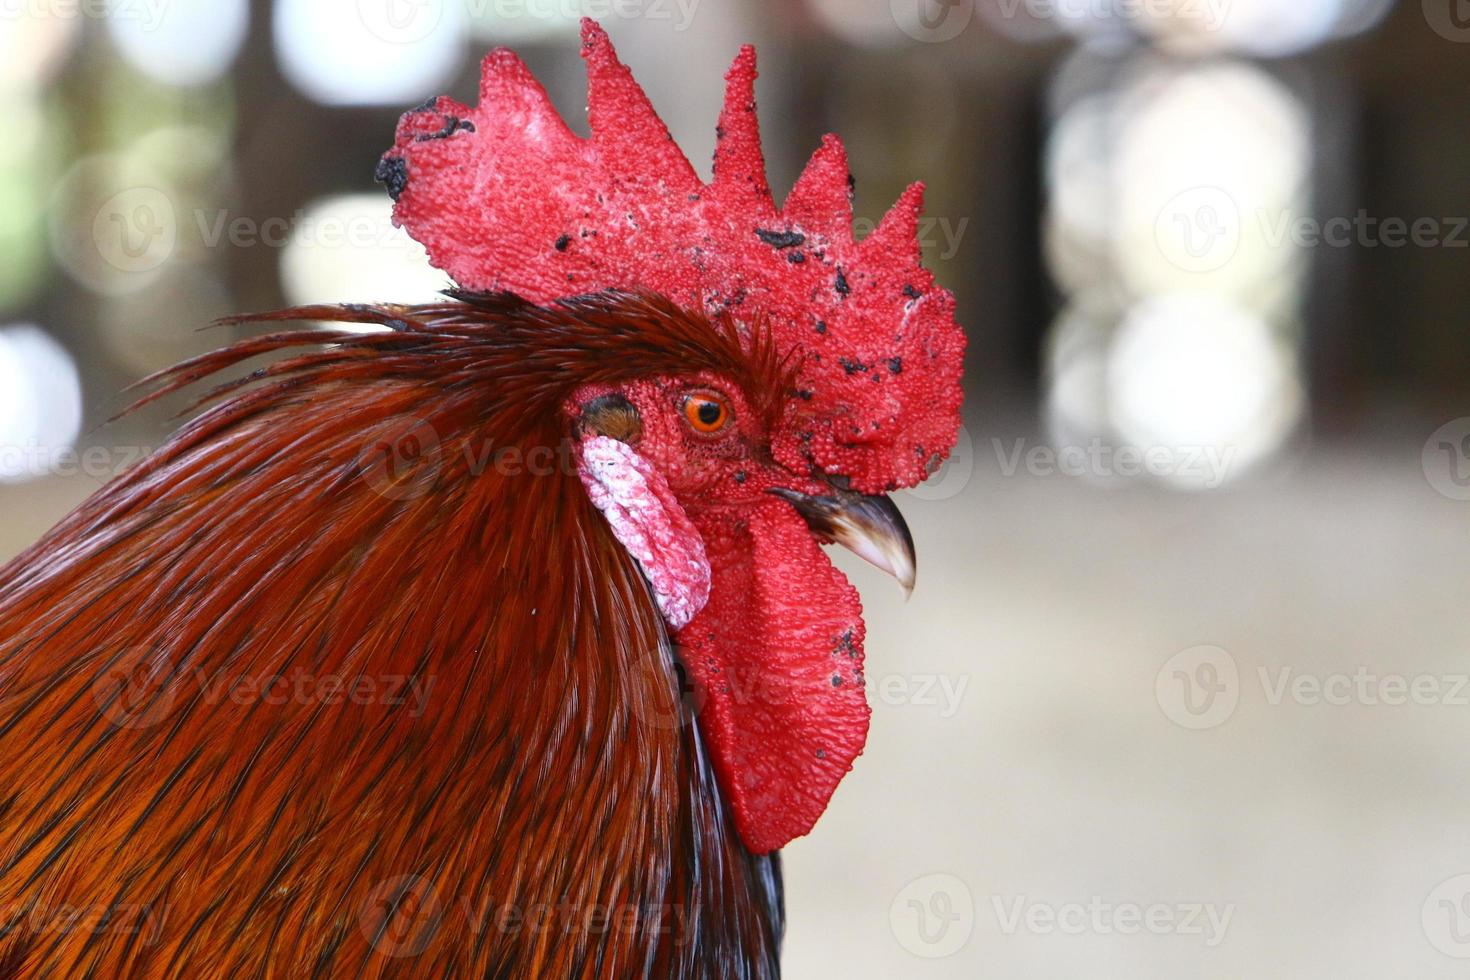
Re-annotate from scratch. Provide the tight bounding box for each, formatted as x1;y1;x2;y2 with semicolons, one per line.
413;116;475;141
787;251;806;264
374;156;408;201
554;234;570;252
831;674;842;687
888;357;902;374
755;228;806;249
797;389;813;400
816;749;826;759
814;320;827;335
411;95;438;113
839;357;867;375
903;283;921;299
734;471;746;484
834;268;851;297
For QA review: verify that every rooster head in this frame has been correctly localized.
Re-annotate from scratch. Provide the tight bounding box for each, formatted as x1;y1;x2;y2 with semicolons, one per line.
376;20;965;854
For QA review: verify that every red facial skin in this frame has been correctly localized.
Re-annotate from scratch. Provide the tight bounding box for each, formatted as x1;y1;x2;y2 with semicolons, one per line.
569;372;869;854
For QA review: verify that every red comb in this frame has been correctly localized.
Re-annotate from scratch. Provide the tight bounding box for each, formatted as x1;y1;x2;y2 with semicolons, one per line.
378;19;965;493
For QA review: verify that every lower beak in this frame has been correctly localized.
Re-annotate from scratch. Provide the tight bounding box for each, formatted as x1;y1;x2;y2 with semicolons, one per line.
768;487;917;594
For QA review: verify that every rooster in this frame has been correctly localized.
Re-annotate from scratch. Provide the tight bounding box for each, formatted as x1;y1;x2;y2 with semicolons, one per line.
0;21;963;978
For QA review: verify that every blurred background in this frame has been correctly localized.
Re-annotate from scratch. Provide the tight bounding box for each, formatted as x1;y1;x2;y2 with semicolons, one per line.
1;0;1468;976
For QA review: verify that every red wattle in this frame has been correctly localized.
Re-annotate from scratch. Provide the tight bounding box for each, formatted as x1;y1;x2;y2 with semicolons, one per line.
675;498;870;854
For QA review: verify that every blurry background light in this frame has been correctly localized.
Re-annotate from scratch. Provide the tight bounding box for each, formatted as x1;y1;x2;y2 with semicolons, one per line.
107;0;249;88
0;93;58;313
274;0;465;106
1107;295;1303;486
1044;298;1116;454
48;154;181;296
1043;91;1119;296
0;10;79;93
1139;0;1394;57
279;193;450;328
1111;58;1310;306
465;0;579;42
0;324;82;484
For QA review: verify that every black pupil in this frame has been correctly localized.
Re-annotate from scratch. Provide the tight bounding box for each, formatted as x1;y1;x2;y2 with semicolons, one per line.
696;400;722;426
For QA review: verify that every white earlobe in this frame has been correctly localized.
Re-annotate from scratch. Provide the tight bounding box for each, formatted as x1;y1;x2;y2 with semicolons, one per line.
576;435;710;630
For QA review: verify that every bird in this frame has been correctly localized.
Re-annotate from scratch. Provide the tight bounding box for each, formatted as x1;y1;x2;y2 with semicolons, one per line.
0;19;963;978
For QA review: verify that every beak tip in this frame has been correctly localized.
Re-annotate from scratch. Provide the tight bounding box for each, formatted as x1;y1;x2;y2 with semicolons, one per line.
770;485;917;595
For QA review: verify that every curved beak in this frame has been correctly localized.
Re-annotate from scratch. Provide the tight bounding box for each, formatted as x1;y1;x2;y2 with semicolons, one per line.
768;487;917;594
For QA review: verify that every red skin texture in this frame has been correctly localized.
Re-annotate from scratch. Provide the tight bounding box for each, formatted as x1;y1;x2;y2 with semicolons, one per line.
381;21;966;852
383;19;965;496
571;374;869;852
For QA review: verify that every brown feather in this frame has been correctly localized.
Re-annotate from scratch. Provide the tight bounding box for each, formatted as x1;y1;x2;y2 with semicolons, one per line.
0;291;782;977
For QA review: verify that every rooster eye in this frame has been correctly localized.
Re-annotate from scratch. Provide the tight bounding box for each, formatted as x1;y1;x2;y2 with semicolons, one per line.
682;391;731;435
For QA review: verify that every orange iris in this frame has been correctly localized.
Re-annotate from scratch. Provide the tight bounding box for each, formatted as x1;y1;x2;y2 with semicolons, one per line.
683;391;731;434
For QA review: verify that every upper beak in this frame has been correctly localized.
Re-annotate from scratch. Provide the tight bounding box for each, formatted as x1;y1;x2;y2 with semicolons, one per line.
768;486;917;594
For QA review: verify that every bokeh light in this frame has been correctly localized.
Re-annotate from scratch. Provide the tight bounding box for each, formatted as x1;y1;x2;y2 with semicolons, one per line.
0;324;82;484
274;0;466;106
107;0;249;88
279;193;450;328
1107;295;1302;486
0;10;79;93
